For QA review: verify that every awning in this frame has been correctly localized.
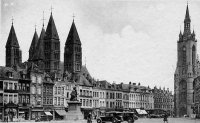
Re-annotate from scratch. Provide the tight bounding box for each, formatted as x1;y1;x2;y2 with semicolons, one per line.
19;111;24;114
45;112;52;115
136;109;147;115
55;110;67;116
141;110;147;114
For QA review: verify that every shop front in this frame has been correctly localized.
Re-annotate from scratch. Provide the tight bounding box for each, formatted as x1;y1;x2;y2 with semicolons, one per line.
18;107;29;120
4;103;18;122
31;107;44;120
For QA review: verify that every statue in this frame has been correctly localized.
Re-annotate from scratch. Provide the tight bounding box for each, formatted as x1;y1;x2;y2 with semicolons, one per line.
70;87;78;101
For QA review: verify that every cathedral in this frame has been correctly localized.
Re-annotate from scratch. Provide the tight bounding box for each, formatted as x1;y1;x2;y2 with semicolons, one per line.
6;11;83;81
174;4;200;117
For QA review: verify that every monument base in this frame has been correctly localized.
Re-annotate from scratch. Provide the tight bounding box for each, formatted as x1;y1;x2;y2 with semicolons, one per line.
65;101;84;120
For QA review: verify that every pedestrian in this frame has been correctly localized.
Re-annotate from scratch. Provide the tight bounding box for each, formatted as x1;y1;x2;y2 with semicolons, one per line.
87;112;92;123
163;113;168;123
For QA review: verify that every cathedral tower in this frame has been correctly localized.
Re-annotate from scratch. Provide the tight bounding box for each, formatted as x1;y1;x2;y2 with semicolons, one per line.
43;12;60;73
64;20;82;80
174;4;197;117
5;22;22;67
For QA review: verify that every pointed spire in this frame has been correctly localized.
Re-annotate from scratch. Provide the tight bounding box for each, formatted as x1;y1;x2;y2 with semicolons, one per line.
6;23;19;48
45;12;59;40
184;3;191;23
32;27;45;60
65;20;81;45
29;28;39;60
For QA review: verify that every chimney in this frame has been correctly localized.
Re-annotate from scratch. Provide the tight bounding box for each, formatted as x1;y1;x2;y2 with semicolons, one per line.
129;81;131;85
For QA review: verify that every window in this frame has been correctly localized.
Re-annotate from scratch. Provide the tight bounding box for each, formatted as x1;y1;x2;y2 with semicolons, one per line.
19;95;21;103
58;87;61;94
37;76;42;84
4;94;8;104
31;86;36;94
22;83;25;91
26;95;30;103
58;97;60;105
31;76;36;83
61;98;64;105
27;84;30;91
43;97;46;104
9;83;13;90
9;95;13;103
47;97;49;104
62;87;64;94
67;92;69;98
37;87;41;94
18;83;21;90
14;83;17;90
54;97;57;105
55;87;57;94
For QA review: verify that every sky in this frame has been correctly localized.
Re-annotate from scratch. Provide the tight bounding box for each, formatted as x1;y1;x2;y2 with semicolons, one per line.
1;0;200;93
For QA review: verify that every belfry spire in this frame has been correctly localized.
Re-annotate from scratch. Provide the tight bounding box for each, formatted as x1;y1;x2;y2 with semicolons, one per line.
184;3;191;34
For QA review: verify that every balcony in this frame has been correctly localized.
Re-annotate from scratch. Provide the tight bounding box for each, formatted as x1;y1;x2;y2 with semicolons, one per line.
79;95;92;98
4;89;18;93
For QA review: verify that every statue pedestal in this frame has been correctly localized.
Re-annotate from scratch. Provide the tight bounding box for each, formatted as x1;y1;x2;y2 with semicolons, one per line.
65;101;84;120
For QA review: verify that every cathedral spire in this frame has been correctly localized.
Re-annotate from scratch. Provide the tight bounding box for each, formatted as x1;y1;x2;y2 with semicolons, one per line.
45;12;59;40
6;22;19;48
32;26;45;61
65;20;81;45
28;28;39;61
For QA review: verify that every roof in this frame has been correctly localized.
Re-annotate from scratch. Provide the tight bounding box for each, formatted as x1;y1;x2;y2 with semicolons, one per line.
6;24;20;48
77;74;92;87
65;20;81;45
45;13;59;40
0;66;19;79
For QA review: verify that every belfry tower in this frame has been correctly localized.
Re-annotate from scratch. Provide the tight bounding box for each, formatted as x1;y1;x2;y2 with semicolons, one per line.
64;19;82;80
5;21;22;67
174;4;197;117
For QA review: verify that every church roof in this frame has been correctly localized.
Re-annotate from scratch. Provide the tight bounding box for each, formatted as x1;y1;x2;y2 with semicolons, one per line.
6;24;20;48
45;13;59;40
65;20;81;45
32;27;45;60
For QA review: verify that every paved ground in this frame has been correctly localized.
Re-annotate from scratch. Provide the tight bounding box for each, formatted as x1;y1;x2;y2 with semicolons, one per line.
5;118;200;123
135;118;200;123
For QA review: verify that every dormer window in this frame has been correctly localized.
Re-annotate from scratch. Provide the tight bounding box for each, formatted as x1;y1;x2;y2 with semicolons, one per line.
7;72;13;78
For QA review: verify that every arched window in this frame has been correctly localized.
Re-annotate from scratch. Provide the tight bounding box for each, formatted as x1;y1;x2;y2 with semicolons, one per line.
192;45;196;65
182;46;186;66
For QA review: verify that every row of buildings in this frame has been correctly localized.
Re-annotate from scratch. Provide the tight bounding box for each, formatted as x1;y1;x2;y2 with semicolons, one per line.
0;10;174;122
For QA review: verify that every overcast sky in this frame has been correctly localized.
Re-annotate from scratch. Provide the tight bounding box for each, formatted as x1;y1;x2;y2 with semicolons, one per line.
1;0;200;92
